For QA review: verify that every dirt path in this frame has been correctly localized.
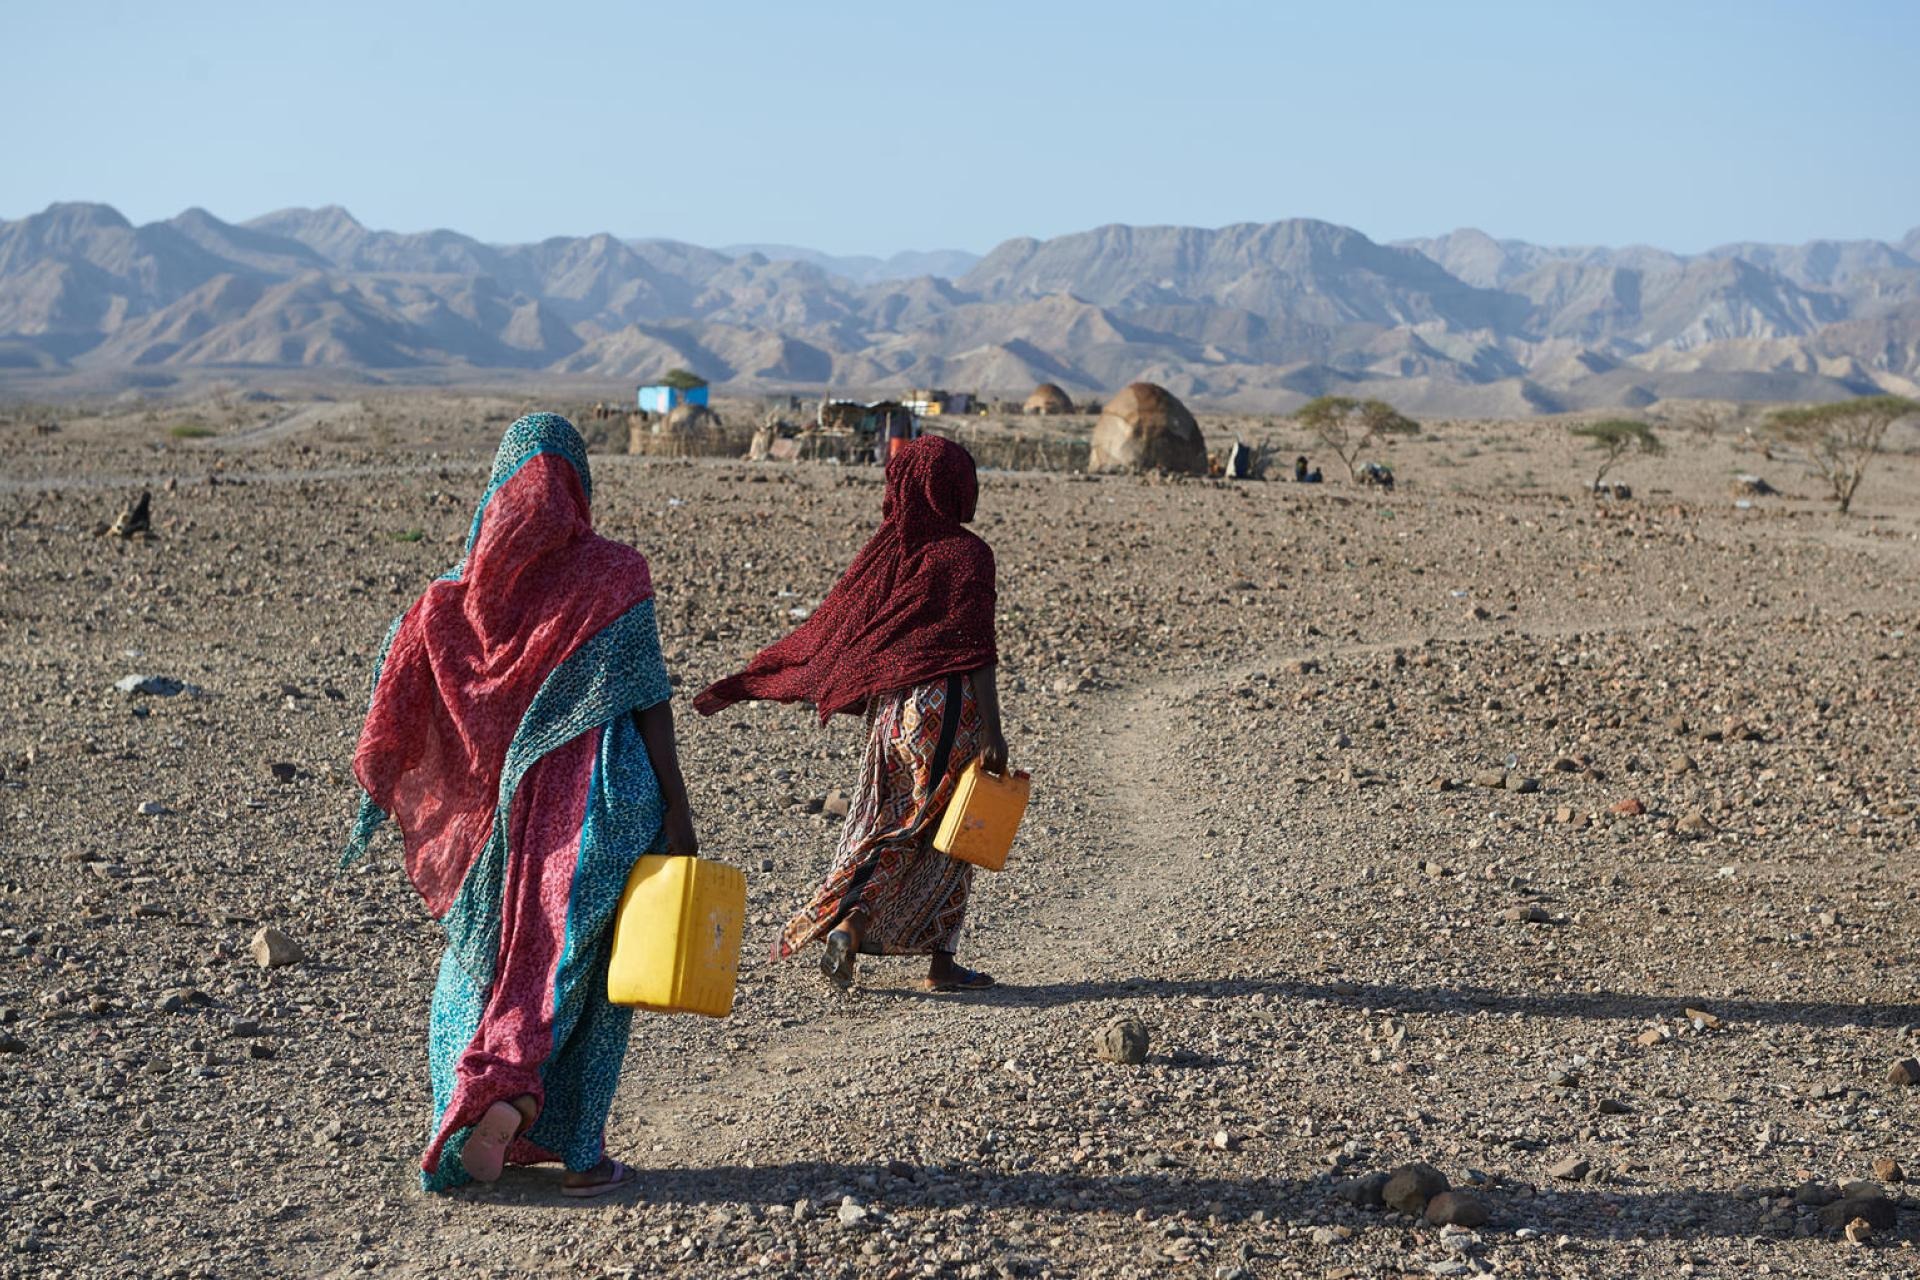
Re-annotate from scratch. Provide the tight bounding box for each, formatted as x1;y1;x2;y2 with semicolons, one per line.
205;400;364;449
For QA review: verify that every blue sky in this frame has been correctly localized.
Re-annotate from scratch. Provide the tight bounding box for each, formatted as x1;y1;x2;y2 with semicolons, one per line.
4;0;1915;255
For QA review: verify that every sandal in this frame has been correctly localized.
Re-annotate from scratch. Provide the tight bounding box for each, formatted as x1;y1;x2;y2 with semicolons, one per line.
820;927;858;989
460;1100;524;1183
561;1158;637;1199
926;965;995;993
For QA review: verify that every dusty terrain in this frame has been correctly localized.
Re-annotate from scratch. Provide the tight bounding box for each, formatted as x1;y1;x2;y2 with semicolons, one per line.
3;392;1919;1279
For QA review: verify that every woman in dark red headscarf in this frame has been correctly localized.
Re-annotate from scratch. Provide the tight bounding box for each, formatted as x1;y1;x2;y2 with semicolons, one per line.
696;435;1008;991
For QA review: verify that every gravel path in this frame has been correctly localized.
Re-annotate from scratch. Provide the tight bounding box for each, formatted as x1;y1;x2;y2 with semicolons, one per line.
3;402;1919;1278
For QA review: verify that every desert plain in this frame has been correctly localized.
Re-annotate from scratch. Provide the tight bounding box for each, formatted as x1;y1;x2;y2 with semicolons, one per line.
2;391;1918;1279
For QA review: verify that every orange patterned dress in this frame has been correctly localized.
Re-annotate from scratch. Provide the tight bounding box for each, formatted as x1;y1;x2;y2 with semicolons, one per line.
777;673;983;959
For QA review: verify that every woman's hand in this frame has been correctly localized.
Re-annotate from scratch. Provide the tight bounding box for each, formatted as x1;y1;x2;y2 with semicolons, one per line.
981;727;1009;776
661;801;699;858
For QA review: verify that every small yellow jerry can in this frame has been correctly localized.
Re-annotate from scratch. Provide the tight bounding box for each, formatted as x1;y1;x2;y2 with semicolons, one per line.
607;855;745;1017
933;762;1032;872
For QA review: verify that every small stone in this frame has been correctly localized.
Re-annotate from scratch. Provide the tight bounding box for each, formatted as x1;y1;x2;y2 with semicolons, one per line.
1504;774;1540;794
822;789;850;819
1635;1027;1669;1048
1666;754;1697;776
248;1041;277;1060
1095;1016;1150;1065
1684;1006;1722;1030
758;857;774;873
249;926;304;969
1501;904;1552;925
1675;811;1712;837
137;801;171;817
1610;796;1646;816
1546;1155;1590;1182
1471;770;1508;789
1425;1191;1489;1228
836;1200;869;1228
1793;1180;1840;1207
1383;1162;1449;1215
791;1198;813;1222
0;1034;26;1054
1888;1058;1920;1087
1819;1195;1895;1231
229;1018;260;1038
1871;1157;1903;1183
1597;1098;1632;1116
268;762;297;784
1332;1171;1388;1207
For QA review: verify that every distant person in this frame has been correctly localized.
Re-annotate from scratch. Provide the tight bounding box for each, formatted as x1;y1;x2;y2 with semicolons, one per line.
697;436;1007;993
1360;461;1395;491
1295;455;1322;484
344;413;697;1197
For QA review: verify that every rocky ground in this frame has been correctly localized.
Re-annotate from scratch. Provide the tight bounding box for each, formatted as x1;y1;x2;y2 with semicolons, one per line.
3;391;1919;1279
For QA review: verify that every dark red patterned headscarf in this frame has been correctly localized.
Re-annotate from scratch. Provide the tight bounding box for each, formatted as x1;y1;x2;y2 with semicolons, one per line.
695;435;996;722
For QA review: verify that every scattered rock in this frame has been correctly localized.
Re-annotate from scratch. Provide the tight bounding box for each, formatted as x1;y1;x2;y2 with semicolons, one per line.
1887;1058;1920;1087
114;674;187;697
269;762;298;784
1596;1098;1632;1116
1871;1157;1903;1183
1610;796;1646;816
1504;774;1540;794
1819;1195;1895;1231
250;926;304;969
1332;1171;1389;1208
1501;904;1553;925
1546;1155;1590;1182
1425;1191;1489;1228
1094;1016;1150;1065
137;801;172;817
1383;1162;1449;1215
0;1034;27;1054
1471;769;1508;789
822;788;850;819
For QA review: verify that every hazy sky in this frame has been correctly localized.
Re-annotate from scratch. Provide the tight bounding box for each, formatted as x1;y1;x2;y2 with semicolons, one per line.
5;0;1915;255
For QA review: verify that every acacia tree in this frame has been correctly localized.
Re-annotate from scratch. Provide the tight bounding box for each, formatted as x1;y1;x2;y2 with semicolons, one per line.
1293;396;1419;482
1571;419;1664;492
1766;395;1919;515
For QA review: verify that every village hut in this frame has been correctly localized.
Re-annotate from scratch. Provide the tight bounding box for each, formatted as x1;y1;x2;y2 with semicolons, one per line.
655;403;721;436
1089;382;1207;475
1023;382;1075;416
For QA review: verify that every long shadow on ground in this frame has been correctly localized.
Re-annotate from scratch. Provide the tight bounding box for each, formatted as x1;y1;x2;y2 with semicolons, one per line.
863;975;1920;1029
469;1158;1913;1243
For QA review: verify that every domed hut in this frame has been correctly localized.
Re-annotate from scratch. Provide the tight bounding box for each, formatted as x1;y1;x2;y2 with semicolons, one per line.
1023;382;1074;416
1089;382;1207;475
658;403;721;435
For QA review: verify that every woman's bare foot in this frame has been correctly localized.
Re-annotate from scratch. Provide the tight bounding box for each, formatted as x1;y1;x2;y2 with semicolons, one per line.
460;1093;538;1183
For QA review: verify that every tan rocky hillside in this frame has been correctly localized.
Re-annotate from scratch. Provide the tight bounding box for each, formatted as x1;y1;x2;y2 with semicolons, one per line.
3;201;1917;413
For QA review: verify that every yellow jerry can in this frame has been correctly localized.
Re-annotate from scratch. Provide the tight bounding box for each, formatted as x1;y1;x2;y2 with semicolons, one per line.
933;762;1032;871
607;855;745;1017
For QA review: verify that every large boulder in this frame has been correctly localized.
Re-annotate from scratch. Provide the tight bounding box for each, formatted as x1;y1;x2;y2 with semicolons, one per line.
1089;383;1206;475
1023;382;1074;416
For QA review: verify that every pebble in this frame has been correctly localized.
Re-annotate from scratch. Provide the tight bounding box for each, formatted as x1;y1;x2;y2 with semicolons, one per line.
1383;1162;1449;1215
1331;1171;1388;1207
1546;1155;1590;1182
1871;1157;1903;1183
137;801;171;816
1888;1058;1920;1087
1425;1190;1489;1228
1094;1016;1150;1065
250;926;305;969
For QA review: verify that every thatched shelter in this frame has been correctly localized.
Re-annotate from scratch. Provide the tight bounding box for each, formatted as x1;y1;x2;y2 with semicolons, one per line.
1023;383;1074;416
658;403;722;435
1089;383;1207;475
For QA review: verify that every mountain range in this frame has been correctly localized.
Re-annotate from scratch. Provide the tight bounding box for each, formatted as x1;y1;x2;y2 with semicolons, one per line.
3;201;1918;414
